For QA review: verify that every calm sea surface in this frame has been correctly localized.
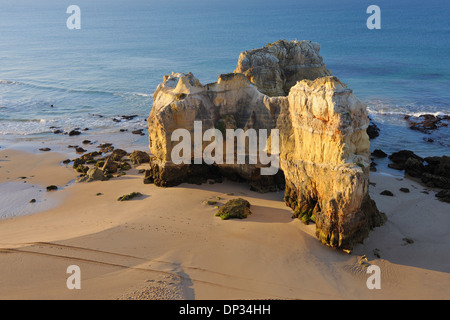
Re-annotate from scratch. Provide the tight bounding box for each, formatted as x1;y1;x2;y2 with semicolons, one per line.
0;0;449;159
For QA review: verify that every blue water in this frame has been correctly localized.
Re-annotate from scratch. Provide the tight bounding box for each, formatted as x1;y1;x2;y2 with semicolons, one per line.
0;0;449;158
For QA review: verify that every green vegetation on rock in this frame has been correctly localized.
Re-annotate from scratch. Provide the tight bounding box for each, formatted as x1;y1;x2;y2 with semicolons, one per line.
117;192;142;201
215;198;251;220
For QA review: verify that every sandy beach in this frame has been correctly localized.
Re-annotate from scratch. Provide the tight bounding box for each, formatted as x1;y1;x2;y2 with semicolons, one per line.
0;148;448;300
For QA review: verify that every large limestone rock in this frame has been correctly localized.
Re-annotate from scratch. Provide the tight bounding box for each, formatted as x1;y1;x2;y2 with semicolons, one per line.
235;39;332;96
147;41;385;250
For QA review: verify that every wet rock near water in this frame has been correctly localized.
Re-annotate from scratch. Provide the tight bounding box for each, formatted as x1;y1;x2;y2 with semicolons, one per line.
371;149;387;158
46;185;58;191
387;150;450;202
68;130;81;136
404;114;449;134
367;118;380;140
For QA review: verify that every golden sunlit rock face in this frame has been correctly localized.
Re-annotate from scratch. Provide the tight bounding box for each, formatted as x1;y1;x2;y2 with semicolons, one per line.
147;40;386;250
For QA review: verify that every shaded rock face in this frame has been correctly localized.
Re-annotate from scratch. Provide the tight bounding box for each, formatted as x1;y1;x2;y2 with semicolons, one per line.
147;41;385;250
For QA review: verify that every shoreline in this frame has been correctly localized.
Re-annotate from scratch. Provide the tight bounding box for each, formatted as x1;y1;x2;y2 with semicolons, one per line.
0;147;448;299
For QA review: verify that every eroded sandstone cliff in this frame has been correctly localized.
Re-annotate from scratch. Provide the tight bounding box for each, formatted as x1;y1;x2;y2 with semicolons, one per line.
147;40;386;250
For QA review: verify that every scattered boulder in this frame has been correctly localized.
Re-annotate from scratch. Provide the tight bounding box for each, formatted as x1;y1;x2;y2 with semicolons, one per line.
76;167;106;183
132;129;145;135
68;130;81;136
110;149;128;161
117;192;142;201
72;151;102;168
215;198;251;220
97;143;114;153
367;119;380;140
403;237;414;244
386;152;450;202
46;185;58;191
404;157;425;178
399;187;410;193
380;190;394;196
102;158;119;173
119;161;132;171
404;114;449;134
435;190;450;203
121;115;138;120
371;149;387;158
129;150;150;165
143;169;154;184
388;150;423;169
39;148;51;152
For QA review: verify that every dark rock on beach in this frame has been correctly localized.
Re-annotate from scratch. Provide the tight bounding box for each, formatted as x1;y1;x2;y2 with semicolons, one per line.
102;158;119;173
387;150;450;202
97;143;114;153
132;129;145;135
371;149;387;158
129;150;150;165
380;190;394;196
215;198;251;220
435;190;450;203
367;118;380;140
110;149;128;161
404;114;449;134
76;167;106;183
121;115;138;120
68;130;81;136
117;192;142;201
388;150;423;169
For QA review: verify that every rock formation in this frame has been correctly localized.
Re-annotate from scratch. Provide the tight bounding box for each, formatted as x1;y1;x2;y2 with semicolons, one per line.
147;40;386;250
235;40;332;96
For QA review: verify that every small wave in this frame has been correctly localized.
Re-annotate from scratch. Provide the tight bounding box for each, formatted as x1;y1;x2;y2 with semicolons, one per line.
368;108;449;118
366;99;449;118
132;92;152;97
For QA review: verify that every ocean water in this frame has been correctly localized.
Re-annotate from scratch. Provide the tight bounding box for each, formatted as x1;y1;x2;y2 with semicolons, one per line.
0;0;449;160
